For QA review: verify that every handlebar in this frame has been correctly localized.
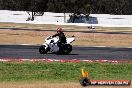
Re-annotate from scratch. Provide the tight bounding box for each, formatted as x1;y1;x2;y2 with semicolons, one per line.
46;36;52;40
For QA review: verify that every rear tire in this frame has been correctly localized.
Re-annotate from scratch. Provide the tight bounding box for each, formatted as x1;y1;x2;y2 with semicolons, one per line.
60;44;72;55
39;45;48;54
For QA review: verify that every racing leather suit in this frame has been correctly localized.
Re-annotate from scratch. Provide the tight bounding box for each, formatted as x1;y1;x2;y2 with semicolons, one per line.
52;32;66;47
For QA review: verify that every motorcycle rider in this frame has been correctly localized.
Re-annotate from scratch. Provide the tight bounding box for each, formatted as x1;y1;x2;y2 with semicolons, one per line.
52;27;66;50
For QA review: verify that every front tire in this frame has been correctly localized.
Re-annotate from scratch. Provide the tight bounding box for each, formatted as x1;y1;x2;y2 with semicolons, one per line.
39;45;48;54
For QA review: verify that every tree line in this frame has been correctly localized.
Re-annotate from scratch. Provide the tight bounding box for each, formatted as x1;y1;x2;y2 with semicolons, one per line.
0;0;132;15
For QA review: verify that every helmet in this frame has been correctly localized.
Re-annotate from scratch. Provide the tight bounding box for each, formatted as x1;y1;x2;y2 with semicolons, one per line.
56;27;62;32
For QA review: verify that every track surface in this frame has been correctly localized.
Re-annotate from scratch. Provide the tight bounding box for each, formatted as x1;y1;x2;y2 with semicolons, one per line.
0;45;132;60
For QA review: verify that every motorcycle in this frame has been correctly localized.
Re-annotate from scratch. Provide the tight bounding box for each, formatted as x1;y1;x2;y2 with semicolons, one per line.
39;36;75;55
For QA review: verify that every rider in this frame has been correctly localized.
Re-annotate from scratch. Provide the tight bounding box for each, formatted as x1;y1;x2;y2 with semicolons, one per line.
52;27;66;48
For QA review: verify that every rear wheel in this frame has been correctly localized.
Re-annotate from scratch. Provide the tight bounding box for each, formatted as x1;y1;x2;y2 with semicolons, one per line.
60;44;72;55
39;45;49;54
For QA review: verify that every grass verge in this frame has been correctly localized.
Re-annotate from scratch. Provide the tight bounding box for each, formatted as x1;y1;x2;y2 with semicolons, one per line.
0;62;131;82
1;22;132;47
1;22;132;32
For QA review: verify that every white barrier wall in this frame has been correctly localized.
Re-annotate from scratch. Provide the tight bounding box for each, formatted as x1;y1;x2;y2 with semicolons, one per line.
0;10;132;27
90;14;132;27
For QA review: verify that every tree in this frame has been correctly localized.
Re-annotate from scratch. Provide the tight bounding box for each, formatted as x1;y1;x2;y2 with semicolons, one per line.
0;0;132;15
26;0;48;21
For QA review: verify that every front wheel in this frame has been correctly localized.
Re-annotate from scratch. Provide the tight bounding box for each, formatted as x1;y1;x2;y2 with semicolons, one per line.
60;44;72;55
39;45;49;54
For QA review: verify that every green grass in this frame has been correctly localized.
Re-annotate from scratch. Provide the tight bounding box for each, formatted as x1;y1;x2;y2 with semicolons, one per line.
0;62;131;82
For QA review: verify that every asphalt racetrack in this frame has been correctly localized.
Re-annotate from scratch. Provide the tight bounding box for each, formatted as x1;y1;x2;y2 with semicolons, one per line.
0;45;132;60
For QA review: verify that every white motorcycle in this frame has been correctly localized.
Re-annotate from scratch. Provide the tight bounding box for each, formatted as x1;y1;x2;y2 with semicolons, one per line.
39;36;75;55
